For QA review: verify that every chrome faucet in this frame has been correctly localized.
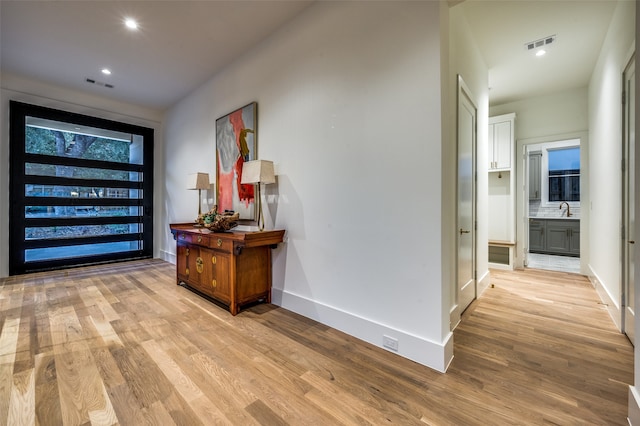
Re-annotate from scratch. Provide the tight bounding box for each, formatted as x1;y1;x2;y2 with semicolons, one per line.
559;202;572;217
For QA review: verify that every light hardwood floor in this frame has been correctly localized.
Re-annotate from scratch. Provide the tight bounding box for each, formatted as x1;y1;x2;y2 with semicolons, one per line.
0;260;633;425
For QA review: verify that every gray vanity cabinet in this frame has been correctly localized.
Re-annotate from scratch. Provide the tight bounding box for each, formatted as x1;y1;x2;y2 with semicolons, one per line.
529;219;580;257
529;219;545;252
529;152;542;201
568;221;580;256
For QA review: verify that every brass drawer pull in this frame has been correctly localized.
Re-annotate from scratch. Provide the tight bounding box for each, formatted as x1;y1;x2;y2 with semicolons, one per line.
212;279;217;288
212;256;217;265
196;257;204;273
185;248;190;257
197;235;203;243
217;238;223;247
180;234;186;240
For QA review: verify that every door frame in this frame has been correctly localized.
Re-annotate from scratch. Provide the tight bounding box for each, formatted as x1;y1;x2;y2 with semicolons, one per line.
621;52;635;344
516;133;588;271
453;75;477;329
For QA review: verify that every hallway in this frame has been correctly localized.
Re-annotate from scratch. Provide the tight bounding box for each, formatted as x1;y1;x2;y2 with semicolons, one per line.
454;268;633;423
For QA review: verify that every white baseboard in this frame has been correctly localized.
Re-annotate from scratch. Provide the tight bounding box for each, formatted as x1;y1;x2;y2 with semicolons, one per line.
588;264;621;331
629;386;640;425
449;270;491;332
477;269;491;297
450;304;460;332
488;262;512;270
160;250;176;264
272;289;453;373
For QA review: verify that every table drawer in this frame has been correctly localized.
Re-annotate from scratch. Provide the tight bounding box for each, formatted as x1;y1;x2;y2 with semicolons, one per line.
207;236;232;252
176;232;210;246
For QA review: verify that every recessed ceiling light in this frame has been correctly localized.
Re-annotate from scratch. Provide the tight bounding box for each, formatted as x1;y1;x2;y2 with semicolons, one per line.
536;50;546;57
124;18;138;30
101;68;112;75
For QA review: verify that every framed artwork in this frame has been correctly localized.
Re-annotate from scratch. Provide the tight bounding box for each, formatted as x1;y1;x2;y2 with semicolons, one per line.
216;102;257;221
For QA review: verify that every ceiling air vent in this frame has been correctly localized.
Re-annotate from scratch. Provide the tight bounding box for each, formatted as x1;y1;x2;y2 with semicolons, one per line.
85;78;114;89
525;35;556;51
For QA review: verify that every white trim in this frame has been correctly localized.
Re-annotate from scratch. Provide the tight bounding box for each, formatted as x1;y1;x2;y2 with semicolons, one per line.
273;289;454;373
456;75;479;321
629;386;640;425
515;131;588;271
489;112;516;123
477;269;491;297
588;263;622;331
161;250;176;264
450;304;461;332
450;270;490;332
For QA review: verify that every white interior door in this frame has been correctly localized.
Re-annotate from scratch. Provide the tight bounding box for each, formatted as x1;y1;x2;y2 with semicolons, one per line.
623;54;635;345
457;76;477;314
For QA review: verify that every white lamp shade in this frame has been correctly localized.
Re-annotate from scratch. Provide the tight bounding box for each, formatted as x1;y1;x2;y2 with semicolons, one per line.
241;160;275;185
187;172;210;190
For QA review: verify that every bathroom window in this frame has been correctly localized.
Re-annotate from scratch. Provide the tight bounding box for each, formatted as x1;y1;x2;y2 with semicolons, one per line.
548;147;580;202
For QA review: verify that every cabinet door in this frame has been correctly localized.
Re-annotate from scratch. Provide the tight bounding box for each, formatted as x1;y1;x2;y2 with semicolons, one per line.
529;220;545;252
177;243;190;282
209;251;231;304
569;222;580;256
493;121;512;170
488;123;495;169
186;246;212;293
546;222;571;254
529;152;542;200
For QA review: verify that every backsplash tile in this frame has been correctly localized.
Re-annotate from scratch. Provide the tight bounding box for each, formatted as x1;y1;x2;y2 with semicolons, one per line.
529;200;580;219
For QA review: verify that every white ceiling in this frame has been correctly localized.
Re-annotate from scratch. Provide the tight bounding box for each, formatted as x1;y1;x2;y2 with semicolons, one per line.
0;1;622;110
0;1;313;110
458;0;619;106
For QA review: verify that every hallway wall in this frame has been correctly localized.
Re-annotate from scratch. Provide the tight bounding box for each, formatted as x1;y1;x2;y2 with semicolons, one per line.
588;0;635;331
162;1;453;371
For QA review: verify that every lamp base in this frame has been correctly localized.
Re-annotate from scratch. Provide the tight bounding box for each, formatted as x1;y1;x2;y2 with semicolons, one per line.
256;184;265;231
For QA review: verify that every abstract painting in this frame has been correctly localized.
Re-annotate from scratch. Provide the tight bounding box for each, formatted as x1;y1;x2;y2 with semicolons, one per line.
216;102;257;221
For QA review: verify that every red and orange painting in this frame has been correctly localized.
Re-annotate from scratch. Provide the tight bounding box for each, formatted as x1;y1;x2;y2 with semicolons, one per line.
215;102;257;221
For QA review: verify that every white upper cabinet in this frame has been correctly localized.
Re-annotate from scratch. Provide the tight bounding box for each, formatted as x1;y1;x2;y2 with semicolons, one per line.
488;113;515;171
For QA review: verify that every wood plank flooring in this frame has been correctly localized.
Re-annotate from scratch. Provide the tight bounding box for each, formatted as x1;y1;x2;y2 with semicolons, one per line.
0;260;633;425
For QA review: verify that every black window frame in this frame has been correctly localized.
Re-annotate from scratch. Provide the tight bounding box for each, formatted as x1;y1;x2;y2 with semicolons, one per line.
9;101;154;275
547;146;580;202
548;169;580;202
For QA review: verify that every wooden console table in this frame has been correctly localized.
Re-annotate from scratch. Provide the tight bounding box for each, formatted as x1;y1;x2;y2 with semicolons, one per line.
170;223;285;315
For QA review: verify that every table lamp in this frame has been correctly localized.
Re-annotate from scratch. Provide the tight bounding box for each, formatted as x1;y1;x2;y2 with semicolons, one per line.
241;160;275;231
187;172;210;217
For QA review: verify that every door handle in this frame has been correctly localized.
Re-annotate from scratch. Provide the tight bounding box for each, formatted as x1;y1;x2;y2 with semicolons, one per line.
630;240;636;244
459;228;470;235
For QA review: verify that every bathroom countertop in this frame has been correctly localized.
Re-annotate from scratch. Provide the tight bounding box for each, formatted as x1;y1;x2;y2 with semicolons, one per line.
529;216;580;220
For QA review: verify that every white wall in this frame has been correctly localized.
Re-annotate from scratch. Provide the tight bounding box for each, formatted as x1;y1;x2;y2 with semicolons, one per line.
491;88;588;141
490;88;589;271
588;0;635;332
0;73;164;278
163;2;453;371
633;3;640;423
448;4;490;328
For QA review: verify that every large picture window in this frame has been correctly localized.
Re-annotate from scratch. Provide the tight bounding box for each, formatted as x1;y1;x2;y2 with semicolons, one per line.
9;101;154;275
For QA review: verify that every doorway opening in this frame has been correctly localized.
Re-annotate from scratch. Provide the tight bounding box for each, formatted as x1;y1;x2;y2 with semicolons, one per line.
525;139;581;274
